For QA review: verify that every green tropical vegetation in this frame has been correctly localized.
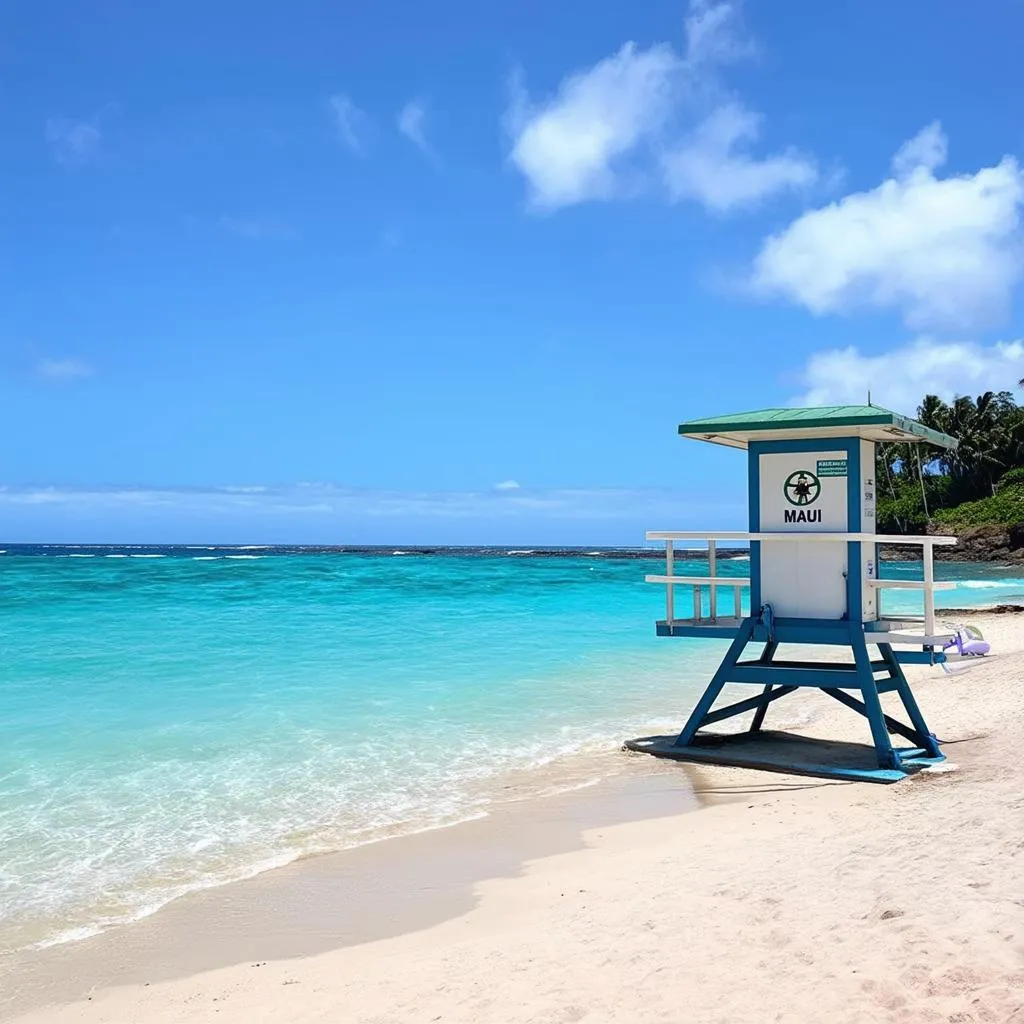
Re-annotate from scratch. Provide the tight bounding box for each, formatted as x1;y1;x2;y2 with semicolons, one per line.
876;383;1024;534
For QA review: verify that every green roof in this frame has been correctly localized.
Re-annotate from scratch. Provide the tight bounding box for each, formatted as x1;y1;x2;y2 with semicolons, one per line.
678;405;957;451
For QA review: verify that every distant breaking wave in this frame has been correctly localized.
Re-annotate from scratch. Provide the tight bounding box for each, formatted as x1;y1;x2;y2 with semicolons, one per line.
958;579;1024;589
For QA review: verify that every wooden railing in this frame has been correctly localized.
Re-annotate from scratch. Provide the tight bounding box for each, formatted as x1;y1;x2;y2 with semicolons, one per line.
645;532;957;637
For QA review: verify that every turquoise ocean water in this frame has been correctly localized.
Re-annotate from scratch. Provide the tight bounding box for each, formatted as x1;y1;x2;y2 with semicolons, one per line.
1;546;1021;953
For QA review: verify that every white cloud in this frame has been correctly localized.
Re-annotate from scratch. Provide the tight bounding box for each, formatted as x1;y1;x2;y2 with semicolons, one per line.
37;358;93;381
892;120;947;178
684;0;751;65
0;482;741;526
506;0;811;213
793;338;1024;413
661;102;816;212
0;482;749;543
46;118;102;164
398;99;438;163
508;42;684;210
494;480;521;491
329;94;371;154
752;122;1024;331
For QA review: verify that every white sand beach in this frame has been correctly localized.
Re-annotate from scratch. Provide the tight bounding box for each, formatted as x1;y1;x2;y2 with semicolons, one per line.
6;611;1023;1024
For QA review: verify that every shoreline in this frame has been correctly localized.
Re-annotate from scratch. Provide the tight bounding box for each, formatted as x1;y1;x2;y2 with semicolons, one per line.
0;759;705;1020
4;610;1023;1022
0;712;715;959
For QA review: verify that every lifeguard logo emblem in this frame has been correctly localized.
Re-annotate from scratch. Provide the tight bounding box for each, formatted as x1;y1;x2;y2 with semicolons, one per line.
783;470;822;523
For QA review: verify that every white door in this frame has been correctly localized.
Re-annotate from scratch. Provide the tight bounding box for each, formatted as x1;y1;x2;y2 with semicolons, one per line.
758;451;849;619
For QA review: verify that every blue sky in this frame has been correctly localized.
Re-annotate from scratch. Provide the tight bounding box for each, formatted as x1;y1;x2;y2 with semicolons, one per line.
3;0;1024;543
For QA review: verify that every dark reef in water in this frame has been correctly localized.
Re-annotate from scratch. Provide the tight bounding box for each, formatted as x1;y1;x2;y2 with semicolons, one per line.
0;544;753;560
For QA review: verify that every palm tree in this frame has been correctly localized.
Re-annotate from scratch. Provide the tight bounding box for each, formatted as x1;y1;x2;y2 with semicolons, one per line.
941;393;1011;497
878;383;1023;531
917;394;949;432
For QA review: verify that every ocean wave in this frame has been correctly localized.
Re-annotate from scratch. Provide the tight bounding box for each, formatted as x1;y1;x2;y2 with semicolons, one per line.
20;796;508;955
0;693;712;957
4;744;617;957
29;849;302;952
225;554;263;560
956;579;1024;589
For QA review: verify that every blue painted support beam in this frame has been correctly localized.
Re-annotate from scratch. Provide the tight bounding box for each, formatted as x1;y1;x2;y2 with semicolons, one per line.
820;688;928;747
744;657;892;676
739;658;860;670
675;618;756;747
891;650;947;666
649;605;943;775
751;622;855;645
749;639;779;733
849;623;900;770
728;663;863;687
659;617;951;659
749;686;773;732
701;685;798;727
878;643;941;758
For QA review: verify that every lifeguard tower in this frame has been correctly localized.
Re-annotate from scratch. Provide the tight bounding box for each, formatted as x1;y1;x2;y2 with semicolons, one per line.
626;405;959;783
